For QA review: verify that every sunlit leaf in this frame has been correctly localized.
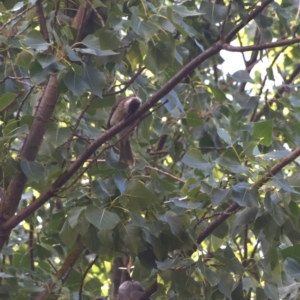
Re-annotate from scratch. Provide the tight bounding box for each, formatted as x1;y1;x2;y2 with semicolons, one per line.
20;160;46;182
85;205;120;230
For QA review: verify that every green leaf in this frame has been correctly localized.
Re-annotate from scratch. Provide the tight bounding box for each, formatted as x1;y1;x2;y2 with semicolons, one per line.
255;14;273;29
119;180;159;211
66;45;81;62
64;67;88;96
232;183;259;207
79;35;118;56
97;29;120;50
211;188;232;206
279;283;300;300
268;177;300;194
23;30;49;51
85;205;120;229
218;272;233;300
121;224;144;254
185;110;204;127
259;149;291;160
45;125;72;148
82;65;106;97
171;5;203;17
264;193;288;226
276;7;292;35
253;120;273;146
182;149;213;172
283;258;300;281
0;92;16;111
200;1;228;24
162;90;184;114
20;159;46;182
230;70;254;83
159;211;189;237
68;207;86;228
59;220;80;248
173;198;203;210
280;245;300;264
156;258;181;271
91;0;106;7
216;150;249;173
35;53;57;68
223;245;244;274
216;124;232;144
130;7;158;41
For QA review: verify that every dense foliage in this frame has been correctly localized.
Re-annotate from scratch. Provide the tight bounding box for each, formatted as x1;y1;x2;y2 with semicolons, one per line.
1;0;300;299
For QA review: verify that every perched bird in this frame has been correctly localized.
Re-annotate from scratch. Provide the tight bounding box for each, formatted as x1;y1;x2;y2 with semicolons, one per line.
107;96;142;165
118;280;149;300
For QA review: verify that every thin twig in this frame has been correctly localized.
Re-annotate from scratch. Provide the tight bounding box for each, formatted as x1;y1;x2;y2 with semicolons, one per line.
145;166;186;183
223;37;300;52
78;255;99;300
0;76;31;83
59;143;112;192
16;86;35;120
0;90;24;114
193;206;240;229
243;224;248;263
0;3;36;31
105;67;146;96
65;95;97;154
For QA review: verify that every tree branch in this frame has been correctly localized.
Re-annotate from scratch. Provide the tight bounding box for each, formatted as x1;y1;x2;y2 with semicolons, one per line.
223;37;300;52
252;63;300;121
0;74;58;249
196;146;300;245
36;0;50;43
223;0;274;42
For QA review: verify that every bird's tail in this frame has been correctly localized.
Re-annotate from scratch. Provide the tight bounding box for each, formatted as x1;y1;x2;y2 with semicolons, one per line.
120;139;134;165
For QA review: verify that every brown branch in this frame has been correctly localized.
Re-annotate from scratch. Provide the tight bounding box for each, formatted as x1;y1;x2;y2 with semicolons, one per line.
86;0;105;27
223;37;300;52
196;146;300;245
0;76;31;84
36;0;50;43
72;3;92;43
155;135;168;152
0;74;58;249
33;240;85;300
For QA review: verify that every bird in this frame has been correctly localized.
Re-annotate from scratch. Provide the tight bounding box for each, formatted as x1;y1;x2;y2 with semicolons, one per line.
107;96;142;166
118;280;149;300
